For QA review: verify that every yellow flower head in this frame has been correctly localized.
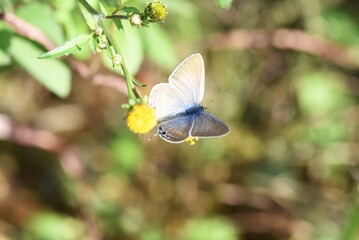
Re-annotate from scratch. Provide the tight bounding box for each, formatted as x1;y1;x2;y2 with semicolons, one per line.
126;104;157;134
145;1;168;21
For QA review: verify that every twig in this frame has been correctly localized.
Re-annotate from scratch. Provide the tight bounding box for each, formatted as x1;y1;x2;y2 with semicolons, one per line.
0;12;128;95
0;114;83;178
209;28;359;70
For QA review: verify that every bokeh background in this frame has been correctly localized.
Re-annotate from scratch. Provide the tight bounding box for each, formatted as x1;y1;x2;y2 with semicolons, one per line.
1;0;359;239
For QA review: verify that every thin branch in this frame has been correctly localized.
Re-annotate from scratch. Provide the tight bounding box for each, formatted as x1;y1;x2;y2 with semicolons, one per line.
209;28;359;70
1;12;56;50
105;15;128;19
0;114;83;178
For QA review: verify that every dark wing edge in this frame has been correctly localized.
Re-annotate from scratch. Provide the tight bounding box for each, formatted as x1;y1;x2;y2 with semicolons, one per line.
157;116;194;143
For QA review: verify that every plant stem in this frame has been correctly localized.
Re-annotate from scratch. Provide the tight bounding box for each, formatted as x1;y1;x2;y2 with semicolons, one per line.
99;19;137;100
105;15;128;19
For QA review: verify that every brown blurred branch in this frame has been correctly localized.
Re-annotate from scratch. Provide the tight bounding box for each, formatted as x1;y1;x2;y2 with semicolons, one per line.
0;12;128;95
210;29;359;70
0;114;83;178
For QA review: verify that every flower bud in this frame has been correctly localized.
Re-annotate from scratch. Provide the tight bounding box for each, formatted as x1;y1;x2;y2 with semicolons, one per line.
128;12;143;27
144;1;168;22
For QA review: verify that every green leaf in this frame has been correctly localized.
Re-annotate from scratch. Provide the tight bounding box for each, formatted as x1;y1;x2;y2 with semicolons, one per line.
0;0;11;12
99;0;118;15
0;49;11;66
113;18;124;32
16;2;65;45
215;0;233;10
140;229;163;240
341;200;359;240
55;1;91;61
307;120;348;145
9;35;71;98
296;72;353;115
79;3;97;30
132;76;146;87
38;34;92;59
139;25;177;71
182;217;238;240
24;211;85;240
0;26;12;66
121;6;140;14
322;7;359;46
110;132;144;174
89;35;98;53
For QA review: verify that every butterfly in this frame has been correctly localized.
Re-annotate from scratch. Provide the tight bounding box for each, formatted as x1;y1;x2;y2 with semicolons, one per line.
149;53;230;144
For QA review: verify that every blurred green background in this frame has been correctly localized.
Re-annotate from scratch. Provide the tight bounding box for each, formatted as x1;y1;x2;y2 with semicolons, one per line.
1;0;359;239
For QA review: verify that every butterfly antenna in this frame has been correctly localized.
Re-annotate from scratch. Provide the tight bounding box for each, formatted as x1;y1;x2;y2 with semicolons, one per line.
148;132;158;141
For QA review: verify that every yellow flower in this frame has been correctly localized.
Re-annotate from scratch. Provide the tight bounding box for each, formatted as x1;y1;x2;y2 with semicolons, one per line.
145;1;168;21
185;137;198;146
126;104;157;134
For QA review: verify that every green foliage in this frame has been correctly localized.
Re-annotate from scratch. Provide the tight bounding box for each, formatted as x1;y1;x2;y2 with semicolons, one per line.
140;229;163;240
110;132;144;174
139;25;177;71
34;0;172;100
0;48;11;66
23;212;85;240
7;34;71;98
306;119;348;145
215;0;233;10
182;217;238;240
38;34;92;59
99;0;118;16
342;201;359;240
116;21;144;75
16;2;65;45
78;2;97;30
0;20;71;97
322;7;359;46
296;72;353;115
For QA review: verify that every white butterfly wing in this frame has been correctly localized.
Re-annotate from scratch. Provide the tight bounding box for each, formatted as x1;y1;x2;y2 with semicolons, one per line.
168;53;205;105
149;53;205;121
149;83;190;121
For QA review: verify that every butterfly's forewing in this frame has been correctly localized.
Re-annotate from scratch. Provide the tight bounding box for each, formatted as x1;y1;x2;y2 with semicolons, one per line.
149;83;190;121
190;112;230;138
149;53;205;121
168;53;205;105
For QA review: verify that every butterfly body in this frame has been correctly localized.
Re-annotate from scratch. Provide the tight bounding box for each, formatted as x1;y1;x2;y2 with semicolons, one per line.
149;53;230;144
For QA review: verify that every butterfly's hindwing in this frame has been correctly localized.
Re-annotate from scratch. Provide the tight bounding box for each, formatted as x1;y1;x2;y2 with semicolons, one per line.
157;111;230;143
157;115;194;143
190;112;230;138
